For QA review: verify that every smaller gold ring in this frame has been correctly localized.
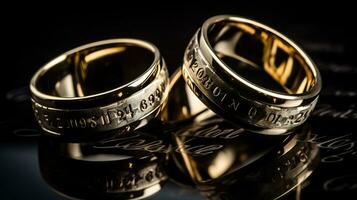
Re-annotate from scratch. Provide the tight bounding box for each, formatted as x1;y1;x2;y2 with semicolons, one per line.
30;39;169;138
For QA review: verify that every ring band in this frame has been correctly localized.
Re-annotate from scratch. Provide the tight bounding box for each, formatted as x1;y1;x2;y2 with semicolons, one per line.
30;39;169;137
182;15;322;134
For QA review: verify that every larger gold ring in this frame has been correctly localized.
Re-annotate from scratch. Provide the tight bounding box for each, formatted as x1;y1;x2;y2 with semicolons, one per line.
30;39;169;138
182;15;322;135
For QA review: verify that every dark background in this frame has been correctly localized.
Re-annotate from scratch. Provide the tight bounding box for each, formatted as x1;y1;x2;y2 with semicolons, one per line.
2;2;355;93
1;2;356;199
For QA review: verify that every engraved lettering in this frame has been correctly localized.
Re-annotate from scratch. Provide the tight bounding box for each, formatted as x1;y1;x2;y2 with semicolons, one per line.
107;108;118;120
196;67;205;79
68;119;78;128
248;107;257;119
118;110;126;121
213;87;221;97
33;78;166;131
191;65;214;90
225;128;245;139
212;86;227;102
160;82;166;92
43;114;49;123
79;118;86;128
56;117;63;129
155;88;161;99
190;145;224;156
181;124;243;139
202;76;214;89
33;107;41;124
88;116;97;128
266;113;276;122
220;93;227;102
100;113;111;126
96;134;224;156
307;133;357;163
228;98;240;111
263;109;310;127
274;114;282;124
295;112;304;123
140;99;148;111
189;60;199;72
148;94;155;105
272;146;309;181
143;140;170;153
312;104;357;119
124;104;134;118
176;144;222;156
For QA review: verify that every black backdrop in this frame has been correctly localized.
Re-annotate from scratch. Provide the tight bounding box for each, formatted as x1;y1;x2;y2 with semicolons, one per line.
1;2;356;200
2;2;355;92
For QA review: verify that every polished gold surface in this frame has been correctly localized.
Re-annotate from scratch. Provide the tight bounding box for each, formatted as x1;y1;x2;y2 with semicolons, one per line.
38;134;168;199
170;116;319;199
30;39;169;138
182;15;322;134
31;39;161;107
37;45;154;98
207;19;315;94
161;68;214;124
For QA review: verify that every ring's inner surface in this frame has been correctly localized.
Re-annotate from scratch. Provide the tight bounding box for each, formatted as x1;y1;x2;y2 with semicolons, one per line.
36;43;154;97
207;21;316;94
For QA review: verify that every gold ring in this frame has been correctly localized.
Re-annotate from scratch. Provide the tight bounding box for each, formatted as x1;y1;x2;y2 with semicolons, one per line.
182;15;322;134
30;39;169;138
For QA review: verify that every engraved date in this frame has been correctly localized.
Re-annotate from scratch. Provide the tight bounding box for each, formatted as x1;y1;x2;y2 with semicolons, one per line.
264;109;310;126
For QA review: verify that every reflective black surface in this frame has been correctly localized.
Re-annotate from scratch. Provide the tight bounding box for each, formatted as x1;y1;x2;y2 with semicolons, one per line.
1;5;357;200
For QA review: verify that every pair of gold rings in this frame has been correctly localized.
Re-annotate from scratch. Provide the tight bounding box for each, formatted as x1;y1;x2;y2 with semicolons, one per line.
30;15;321;138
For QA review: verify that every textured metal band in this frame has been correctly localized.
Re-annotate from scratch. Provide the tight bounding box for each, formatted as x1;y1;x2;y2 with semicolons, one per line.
32;66;169;135
30;39;169;136
182;16;321;134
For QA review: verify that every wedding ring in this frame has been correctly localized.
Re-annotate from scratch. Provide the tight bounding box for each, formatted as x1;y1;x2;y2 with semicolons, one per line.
30;39;169;137
182;15;322;134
